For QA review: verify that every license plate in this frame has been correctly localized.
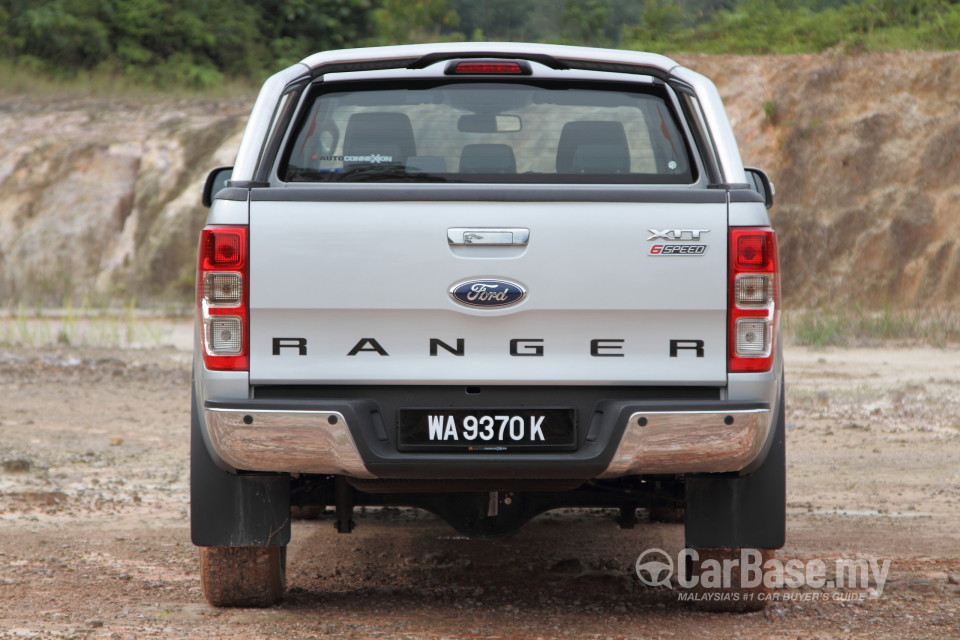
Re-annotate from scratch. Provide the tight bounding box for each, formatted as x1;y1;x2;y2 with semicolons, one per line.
397;408;577;452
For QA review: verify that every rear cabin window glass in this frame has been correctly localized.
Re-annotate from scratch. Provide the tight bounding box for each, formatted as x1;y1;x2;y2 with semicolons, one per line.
280;81;696;184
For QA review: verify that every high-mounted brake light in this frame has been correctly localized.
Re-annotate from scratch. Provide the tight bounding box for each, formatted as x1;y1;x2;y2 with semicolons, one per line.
729;228;779;373
447;60;530;75
198;226;248;371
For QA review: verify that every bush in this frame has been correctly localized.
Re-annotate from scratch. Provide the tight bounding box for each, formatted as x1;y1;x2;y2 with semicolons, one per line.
0;0;377;88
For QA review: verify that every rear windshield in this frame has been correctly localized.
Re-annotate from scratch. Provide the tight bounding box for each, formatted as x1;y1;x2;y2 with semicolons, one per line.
279;80;696;184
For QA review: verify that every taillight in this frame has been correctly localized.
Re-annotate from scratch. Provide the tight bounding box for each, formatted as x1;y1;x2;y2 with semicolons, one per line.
729;228;779;372
198;226;248;371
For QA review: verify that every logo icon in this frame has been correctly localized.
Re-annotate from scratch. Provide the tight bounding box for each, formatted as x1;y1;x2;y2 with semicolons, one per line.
450;279;526;308
635;548;674;587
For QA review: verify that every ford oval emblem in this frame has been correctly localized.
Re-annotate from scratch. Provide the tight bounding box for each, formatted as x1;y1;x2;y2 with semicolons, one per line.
450;279;526;308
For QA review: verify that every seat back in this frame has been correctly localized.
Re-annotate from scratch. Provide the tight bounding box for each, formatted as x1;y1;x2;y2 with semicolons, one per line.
459;144;517;173
342;112;417;168
556;121;630;174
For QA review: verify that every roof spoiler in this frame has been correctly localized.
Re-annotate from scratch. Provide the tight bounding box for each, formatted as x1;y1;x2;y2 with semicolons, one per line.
307;51;672;82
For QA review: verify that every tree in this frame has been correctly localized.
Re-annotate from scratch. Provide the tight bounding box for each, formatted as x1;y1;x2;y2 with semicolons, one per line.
561;0;613;46
370;0;462;45
0;0;379;86
7;0;112;69
256;0;377;66
451;0;535;40
632;0;686;44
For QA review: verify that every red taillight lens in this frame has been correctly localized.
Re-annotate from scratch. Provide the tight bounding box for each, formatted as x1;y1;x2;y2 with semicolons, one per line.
735;235;771;269
198;226;248;371
201;230;245;270
729;228;779;373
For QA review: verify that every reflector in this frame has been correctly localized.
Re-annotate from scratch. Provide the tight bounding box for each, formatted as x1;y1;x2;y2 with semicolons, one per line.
736;318;768;355
209;317;242;355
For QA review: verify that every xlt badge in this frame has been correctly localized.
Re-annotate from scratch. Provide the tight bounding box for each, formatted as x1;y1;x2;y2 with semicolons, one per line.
647;229;710;241
647;229;710;256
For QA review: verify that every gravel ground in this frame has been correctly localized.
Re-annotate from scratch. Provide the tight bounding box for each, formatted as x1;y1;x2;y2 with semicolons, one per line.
0;331;957;639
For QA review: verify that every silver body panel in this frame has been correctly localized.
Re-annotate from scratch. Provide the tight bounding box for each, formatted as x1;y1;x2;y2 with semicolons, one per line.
247;200;728;386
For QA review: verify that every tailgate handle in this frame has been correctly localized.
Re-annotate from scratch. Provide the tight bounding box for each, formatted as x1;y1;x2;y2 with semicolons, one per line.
448;228;529;246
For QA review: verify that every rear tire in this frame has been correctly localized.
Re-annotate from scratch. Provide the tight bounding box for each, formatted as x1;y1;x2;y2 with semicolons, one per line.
681;376;785;612
682;547;773;612
200;546;286;607
648;501;685;524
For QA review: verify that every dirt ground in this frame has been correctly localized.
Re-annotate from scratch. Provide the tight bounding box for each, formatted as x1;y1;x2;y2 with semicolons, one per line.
0;324;958;639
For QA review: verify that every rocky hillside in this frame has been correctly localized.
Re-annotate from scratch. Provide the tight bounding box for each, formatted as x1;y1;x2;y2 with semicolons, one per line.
684;51;960;309
2;51;958;309
0;95;248;306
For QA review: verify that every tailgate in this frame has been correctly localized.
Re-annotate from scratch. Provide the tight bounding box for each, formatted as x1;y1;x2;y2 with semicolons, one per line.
248;195;727;386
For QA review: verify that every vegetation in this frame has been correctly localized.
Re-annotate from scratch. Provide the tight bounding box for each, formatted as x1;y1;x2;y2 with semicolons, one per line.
784;307;960;348
0;300;180;349
0;0;378;89
2;0;960;89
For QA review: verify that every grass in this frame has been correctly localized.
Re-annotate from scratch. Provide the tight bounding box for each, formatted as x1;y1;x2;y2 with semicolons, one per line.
761;99;779;126
0;300;191;350
783;307;960;348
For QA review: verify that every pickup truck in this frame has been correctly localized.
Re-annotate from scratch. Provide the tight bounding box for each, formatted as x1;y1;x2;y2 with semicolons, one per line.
192;42;784;611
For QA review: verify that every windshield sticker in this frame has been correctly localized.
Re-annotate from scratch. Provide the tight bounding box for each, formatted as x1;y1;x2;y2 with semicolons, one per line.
319;154;394;163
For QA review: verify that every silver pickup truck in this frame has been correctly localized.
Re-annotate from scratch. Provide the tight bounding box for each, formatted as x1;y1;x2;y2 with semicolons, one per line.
193;42;783;610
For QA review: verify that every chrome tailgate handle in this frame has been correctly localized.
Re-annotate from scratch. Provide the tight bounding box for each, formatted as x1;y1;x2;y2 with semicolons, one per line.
447;228;530;246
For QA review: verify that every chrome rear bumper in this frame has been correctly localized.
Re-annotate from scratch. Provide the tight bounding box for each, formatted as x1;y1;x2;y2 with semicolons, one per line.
204;408;376;479
597;408;769;477
203;403;772;480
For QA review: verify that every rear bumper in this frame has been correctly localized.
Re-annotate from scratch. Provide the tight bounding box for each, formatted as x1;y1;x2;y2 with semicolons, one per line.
597;408;769;477
204;407;375;479
201;398;773;480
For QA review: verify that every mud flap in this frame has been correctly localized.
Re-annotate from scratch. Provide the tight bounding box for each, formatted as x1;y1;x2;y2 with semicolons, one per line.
190;388;291;547
684;383;785;550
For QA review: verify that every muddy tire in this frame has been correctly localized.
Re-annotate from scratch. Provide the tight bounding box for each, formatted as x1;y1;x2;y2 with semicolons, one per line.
681;547;774;612
200;546;286;607
290;505;326;520
648;503;685;524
